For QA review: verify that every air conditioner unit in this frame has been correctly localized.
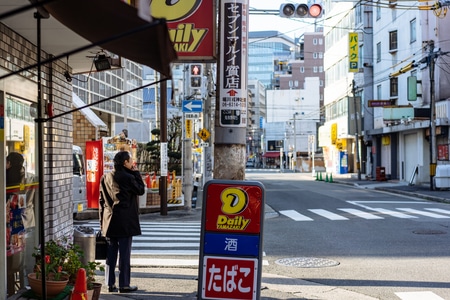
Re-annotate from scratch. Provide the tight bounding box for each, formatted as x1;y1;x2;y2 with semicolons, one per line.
363;62;373;67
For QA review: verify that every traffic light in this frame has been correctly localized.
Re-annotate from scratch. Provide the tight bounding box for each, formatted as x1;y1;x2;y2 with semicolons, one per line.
190;64;202;76
190;64;203;88
279;3;323;18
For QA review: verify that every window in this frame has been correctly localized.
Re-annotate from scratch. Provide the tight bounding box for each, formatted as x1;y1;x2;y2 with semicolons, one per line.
319;66;323;72
300;66;305;73
313;38;318;45
313;52;318;59
376;0;381;20
313;66;318;73
377;85;382;99
389;31;398;51
410;19;416;43
319;52;323;59
376;42;381;62
390;77;398;97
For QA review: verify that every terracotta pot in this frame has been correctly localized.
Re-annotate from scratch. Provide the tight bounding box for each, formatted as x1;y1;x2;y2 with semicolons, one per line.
27;273;69;297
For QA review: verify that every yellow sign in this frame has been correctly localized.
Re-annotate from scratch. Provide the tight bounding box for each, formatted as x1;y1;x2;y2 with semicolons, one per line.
331;123;337;145
186;119;192;139
349;32;359;72
198;128;210;141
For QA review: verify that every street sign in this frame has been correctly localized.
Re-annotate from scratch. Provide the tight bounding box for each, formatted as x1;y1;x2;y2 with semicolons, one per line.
183;100;203;112
185;113;199;119
198;180;265;300
198;128;211;141
200;142;209;147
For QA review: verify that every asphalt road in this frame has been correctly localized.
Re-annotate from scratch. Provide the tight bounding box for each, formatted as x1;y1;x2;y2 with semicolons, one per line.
249;172;450;300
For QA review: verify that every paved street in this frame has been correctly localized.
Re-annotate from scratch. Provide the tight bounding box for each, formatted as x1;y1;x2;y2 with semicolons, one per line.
74;171;450;300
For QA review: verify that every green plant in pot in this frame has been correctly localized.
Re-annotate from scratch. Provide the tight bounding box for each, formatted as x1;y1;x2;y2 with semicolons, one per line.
84;261;105;290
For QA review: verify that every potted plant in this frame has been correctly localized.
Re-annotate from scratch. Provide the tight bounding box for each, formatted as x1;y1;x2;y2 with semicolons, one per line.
85;261;104;300
29;238;74;297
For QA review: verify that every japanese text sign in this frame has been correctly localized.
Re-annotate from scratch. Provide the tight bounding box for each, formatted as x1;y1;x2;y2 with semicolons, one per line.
349;32;359;72
201;256;258;300
198;180;265;300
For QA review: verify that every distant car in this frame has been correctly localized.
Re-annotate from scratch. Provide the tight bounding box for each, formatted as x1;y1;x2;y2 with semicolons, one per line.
246;160;254;168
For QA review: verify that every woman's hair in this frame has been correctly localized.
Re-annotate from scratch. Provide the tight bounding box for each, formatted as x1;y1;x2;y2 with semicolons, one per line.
113;151;131;168
7;152;24;169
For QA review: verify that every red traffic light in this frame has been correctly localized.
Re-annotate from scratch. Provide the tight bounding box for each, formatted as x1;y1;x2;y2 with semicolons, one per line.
279;3;323;18
190;64;202;76
309;4;323;18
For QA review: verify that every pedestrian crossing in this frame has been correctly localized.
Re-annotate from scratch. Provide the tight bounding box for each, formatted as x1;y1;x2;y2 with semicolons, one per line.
279;206;450;222
84;221;201;256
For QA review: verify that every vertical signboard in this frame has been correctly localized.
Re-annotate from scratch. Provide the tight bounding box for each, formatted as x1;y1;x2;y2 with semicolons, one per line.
198;180;265;300
85;140;103;209
219;0;248;127
349;32;358;72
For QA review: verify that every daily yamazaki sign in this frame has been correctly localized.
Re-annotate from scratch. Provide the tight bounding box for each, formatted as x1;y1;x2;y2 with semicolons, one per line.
151;0;216;60
198;180;265;300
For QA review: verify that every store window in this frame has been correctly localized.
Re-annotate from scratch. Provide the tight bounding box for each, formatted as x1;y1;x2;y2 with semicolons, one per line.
5;94;39;297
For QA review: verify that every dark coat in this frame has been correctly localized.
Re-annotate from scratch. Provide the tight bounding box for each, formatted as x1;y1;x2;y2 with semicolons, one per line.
99;166;145;238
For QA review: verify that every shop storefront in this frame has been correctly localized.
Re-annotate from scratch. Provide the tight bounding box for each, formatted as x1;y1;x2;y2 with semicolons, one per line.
4;94;39;296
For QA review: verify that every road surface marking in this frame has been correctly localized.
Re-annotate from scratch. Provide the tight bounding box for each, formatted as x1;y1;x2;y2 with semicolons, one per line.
309;209;349;220
396;208;450;218
338;208;384;219
425;208;450;215
279;210;313;221
368;208;418;218
395;291;444;300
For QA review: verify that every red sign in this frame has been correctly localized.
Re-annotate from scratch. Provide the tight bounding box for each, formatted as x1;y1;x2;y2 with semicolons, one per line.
85;140;103;208
151;0;216;60
204;183;263;234
201;256;258;300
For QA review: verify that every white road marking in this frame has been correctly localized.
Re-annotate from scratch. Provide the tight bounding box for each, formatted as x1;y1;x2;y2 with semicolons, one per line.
368;208;418;218
396;208;450;218
395;291;445;300
338;208;384;219
279;210;313;221
309;209;348;220
425;208;450;215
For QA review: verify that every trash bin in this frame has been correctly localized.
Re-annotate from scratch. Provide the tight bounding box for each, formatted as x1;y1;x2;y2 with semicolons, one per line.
73;226;96;265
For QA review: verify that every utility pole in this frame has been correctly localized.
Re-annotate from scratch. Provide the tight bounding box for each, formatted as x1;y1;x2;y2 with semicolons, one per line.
352;80;361;180
214;0;249;180
428;40;437;190
159;75;168;215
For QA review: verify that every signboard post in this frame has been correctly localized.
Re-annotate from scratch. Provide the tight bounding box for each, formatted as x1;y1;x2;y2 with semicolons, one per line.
198;180;265;300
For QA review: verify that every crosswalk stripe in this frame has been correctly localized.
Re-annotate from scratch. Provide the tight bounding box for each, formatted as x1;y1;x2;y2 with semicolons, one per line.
424;208;450;215
368;208;418;218
133;242;199;248
395;291;445;300
396;208;450;218
279;210;313;221
309;209;348;220
338;208;384;219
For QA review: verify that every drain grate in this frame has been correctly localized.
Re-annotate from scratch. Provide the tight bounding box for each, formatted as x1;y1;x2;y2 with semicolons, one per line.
275;257;340;268
413;229;446;235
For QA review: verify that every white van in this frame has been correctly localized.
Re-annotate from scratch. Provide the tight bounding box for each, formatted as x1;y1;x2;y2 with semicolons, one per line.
73;145;87;214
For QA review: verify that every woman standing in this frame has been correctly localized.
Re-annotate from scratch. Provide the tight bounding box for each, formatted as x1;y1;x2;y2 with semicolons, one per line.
99;151;145;293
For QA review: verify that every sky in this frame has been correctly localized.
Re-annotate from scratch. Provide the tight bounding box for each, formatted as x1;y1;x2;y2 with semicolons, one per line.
249;0;319;39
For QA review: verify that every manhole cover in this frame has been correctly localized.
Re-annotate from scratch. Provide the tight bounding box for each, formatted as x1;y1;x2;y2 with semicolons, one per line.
413;229;446;235
275;257;340;268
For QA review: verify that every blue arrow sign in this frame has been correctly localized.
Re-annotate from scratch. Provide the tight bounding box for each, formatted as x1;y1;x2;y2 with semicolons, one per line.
183;100;203;113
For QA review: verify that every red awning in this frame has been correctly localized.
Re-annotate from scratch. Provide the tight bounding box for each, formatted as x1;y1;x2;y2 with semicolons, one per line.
262;152;281;158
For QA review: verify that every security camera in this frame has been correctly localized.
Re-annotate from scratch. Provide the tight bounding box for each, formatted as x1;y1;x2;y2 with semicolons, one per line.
64;71;72;82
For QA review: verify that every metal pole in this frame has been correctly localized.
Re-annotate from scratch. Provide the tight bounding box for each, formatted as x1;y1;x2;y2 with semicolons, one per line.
429;41;436;190
293;113;297;171
352;80;361;180
35;10;48;299
159;75;167;215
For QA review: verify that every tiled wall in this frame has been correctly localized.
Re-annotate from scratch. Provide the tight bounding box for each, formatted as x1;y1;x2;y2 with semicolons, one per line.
0;22;74;241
